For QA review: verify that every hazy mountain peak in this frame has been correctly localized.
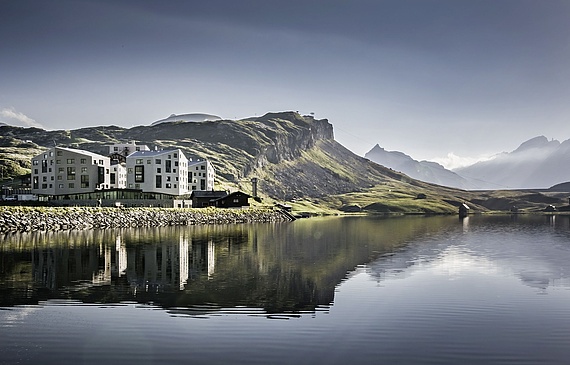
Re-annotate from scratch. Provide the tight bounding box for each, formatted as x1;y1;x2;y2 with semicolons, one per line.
513;135;559;153
364;144;476;189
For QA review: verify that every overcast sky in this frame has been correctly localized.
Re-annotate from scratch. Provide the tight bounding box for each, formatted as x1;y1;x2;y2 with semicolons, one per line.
2;0;570;168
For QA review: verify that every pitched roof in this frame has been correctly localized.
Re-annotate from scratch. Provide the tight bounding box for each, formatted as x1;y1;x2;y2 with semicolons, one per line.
211;191;251;201
190;190;228;199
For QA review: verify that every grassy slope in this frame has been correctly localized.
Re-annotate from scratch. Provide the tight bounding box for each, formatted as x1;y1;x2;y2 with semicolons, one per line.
1;113;568;214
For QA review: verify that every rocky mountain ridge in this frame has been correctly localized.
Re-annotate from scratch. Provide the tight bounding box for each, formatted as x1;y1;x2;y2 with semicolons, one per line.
364;144;478;190
0;112;407;200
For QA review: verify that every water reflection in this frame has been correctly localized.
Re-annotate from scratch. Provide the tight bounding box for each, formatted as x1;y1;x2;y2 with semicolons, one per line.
0;216;453;314
367;214;570;291
2;215;570;316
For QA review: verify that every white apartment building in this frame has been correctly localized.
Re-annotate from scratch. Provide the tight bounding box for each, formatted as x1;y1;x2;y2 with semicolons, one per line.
31;147;111;196
125;149;189;196
109;163;127;189
107;141;150;157
188;160;215;191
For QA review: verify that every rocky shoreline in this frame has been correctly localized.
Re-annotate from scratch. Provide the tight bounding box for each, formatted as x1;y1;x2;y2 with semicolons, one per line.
0;207;292;233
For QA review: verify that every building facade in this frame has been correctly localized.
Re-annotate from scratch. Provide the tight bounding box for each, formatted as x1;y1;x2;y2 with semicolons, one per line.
107;141;150;157
109;163;127;189
188;160;215;191
31;147;111;196
125;149;190;196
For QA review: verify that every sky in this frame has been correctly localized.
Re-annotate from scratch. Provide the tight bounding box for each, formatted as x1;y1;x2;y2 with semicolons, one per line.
2;0;570;169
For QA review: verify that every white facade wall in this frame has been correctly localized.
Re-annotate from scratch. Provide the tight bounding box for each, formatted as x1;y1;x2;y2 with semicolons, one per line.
31;147;111;196
188;160;215;191
110;163;127;189
107;142;150;156
126;149;189;195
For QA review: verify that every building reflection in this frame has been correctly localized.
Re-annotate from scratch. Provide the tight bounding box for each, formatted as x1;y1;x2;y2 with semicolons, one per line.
25;230;218;295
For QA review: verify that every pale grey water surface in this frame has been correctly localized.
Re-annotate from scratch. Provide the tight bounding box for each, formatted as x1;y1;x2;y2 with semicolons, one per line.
2;215;570;365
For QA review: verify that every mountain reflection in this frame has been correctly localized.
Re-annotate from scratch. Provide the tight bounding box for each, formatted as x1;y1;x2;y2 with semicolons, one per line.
1;217;451;315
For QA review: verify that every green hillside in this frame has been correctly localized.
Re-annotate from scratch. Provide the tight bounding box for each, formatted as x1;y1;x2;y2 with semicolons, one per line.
1;112;568;214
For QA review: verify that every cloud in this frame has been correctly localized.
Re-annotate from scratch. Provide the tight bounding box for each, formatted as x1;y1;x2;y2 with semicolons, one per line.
431;152;494;170
0;107;44;128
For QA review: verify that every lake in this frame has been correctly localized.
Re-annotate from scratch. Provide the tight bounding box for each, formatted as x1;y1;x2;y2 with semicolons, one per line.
2;214;570;365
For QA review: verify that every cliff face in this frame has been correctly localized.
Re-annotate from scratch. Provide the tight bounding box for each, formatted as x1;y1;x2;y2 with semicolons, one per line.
0;111;407;200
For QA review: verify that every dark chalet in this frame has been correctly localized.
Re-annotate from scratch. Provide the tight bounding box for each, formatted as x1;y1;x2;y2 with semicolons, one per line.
190;191;252;208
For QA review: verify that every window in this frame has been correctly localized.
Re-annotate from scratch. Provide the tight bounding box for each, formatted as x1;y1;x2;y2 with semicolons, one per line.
155;159;161;164
135;183;140;189
135;165;144;183
174;153;178;158
165;160;171;173
110;173;116;185
168;154;171;159
42;176;47;182
114;147;119;151
81;175;89;188
49;151;53;157
147;159;151;164
155;175;162;188
42;183;47;189
34;169;38;174
136;159;143;164
174;161;179;166
57;151;62;156
67;167;76;180
67;158;75;164
56;160;61;164
58;184;64;188
99;160;103;165
33;177;38;189
58;167;64;173
33;160;39;166
201;165;205;170
136;147;141;151
157;168;161;173
81;167;87;173
80;158;86;164
41;160;48;173
166;176;171;182
69;183;74;188
128;168;133;174
166;183;171;188
57;176;62;180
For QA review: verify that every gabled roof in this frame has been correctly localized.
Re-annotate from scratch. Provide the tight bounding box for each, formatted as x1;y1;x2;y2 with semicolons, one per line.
190;190;228;199
211;191;251;202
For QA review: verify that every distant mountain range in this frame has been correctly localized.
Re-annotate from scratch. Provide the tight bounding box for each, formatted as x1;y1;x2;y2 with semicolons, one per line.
456;136;570;189
365;136;570;190
364;145;478;190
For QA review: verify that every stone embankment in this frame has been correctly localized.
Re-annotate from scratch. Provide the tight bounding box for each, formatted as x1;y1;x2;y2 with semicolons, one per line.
0;207;291;233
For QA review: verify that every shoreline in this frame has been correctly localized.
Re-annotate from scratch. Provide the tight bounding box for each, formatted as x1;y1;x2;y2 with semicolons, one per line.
0;206;292;234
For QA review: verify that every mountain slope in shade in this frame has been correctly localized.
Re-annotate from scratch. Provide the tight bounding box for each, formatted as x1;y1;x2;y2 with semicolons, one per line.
364;144;478;189
455;136;570;189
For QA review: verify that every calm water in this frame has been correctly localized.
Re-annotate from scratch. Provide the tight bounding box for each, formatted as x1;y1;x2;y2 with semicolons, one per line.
2;215;570;365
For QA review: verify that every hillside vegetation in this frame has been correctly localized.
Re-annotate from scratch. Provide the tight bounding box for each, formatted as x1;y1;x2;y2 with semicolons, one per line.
1;112;567;214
